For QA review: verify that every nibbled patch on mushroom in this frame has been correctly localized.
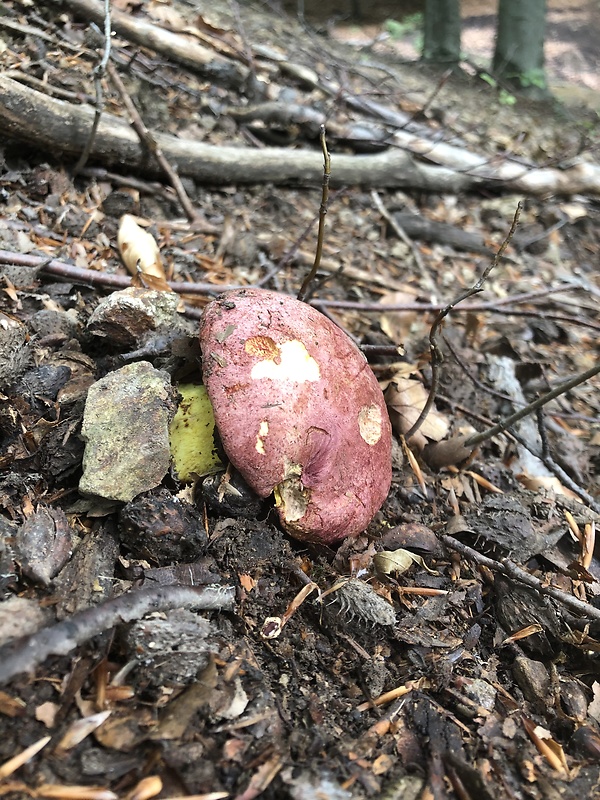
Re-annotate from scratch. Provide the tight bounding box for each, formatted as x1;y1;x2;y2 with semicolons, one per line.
358;403;383;446
249;339;320;383
274;475;310;523
255;420;269;454
244;335;279;360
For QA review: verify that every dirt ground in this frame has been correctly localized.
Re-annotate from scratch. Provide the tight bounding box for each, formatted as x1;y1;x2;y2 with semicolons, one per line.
0;0;599;799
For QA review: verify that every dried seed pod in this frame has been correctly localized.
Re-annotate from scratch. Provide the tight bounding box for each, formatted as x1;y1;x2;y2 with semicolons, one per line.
327;578;396;626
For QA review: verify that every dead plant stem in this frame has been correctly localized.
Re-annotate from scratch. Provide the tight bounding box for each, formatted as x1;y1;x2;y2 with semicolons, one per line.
297;125;330;303
404;202;522;441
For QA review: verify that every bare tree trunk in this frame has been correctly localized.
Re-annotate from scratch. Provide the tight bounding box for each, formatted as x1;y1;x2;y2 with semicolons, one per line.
493;0;547;95
422;0;461;64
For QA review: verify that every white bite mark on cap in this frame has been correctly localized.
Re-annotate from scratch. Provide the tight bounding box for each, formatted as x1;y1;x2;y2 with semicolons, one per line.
250;340;320;383
255;420;269;454
358;403;382;445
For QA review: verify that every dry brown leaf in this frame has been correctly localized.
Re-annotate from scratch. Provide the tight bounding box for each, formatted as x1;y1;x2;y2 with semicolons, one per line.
516;472;578;500
378;290;420;345
502;624;543;644
193;13;230;35
588;681;600;723
56;711;112;753
35;702;60;729
127;775;163;800
147;2;187;29
130;271;174;294
0;691;26;718
238;574;257;592
0;736;50;779
523;717;569;775
35;785;118;799
372;753;394;775
385;378;449;450
117;215;165;280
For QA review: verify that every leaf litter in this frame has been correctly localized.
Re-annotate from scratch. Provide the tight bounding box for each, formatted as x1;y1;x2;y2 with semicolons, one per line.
0;0;598;798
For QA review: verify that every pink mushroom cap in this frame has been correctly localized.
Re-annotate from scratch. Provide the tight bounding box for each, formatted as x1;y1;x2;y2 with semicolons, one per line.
199;288;392;544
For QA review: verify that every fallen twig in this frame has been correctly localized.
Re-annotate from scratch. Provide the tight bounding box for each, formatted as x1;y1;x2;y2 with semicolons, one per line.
310;284;580;311
72;0;111;175
0;250;240;294
0;584;235;685
371;190;440;299
50;0;247;87
442;535;600;622
0;252;596;335
106;60;198;222
2;74;600;194
404;202;522;441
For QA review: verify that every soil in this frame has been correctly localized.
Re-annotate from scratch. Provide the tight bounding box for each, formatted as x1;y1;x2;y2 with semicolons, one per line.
0;1;599;799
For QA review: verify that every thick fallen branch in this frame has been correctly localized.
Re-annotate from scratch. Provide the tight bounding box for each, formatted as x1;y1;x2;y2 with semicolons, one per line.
0;584;235;685
2;75;598;194
0;75;467;190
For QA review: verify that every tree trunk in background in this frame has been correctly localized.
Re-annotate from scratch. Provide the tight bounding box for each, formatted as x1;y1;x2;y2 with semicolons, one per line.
422;0;461;64
493;0;547;94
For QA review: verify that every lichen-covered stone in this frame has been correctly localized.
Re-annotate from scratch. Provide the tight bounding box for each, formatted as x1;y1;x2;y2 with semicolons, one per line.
79;361;176;502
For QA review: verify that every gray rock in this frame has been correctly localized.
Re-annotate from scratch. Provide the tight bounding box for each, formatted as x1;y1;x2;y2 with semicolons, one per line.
79;361;176;502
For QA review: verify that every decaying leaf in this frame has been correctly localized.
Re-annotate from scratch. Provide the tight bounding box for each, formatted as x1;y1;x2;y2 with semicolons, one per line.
373;548;439;577
55;711;112;753
117;214;164;280
587;681;600;723
385;377;449;450
169;384;224;482
517;472;579;500
379;290;421;346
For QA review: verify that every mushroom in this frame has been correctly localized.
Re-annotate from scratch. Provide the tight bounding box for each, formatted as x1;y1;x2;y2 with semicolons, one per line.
199;288;392;545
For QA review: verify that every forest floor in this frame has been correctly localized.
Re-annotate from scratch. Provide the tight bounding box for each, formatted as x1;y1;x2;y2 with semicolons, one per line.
0;1;600;799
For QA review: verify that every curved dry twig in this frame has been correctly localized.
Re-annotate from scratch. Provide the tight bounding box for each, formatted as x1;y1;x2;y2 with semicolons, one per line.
403;202;522;441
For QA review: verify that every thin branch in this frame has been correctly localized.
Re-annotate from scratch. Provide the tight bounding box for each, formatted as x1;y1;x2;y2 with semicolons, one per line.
442;336;598;425
404;202;523;441
508;422;600;514
442;535;600;622
106;60;198;222
310;284;578;312
0;252;596;337
463;362;600;448
72;1;111;175
370;190;439;299
297;125;331;303
0;251;240;293
0;584;235;685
